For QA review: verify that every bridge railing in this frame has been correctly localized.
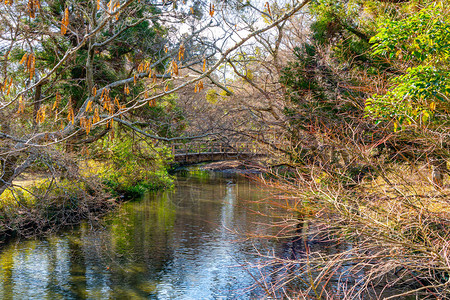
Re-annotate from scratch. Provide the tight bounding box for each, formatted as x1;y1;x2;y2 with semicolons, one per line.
170;141;259;156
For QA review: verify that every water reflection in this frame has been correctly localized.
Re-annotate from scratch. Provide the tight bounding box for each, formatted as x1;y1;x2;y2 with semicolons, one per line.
0;175;275;299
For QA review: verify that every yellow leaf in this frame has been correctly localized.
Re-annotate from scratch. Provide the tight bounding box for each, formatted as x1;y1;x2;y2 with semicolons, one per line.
430;101;436;111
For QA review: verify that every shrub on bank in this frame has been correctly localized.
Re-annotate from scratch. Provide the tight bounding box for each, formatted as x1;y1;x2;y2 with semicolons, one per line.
0;138;174;240
0;177;114;239
97;138;173;198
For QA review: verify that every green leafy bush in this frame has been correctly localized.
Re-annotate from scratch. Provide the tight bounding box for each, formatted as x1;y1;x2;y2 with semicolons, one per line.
100;138;173;198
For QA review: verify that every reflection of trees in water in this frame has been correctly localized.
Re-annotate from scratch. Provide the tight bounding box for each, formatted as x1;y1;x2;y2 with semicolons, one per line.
253;219;358;298
263;219;414;299
0;177;276;299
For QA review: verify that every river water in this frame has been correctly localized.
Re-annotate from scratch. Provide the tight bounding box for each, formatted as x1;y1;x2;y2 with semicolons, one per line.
0;174;282;299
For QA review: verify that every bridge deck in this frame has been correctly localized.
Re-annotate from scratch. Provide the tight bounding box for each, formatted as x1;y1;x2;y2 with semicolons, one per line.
171;141;264;165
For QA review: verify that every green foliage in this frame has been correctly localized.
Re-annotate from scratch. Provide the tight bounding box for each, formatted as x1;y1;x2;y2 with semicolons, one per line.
280;44;359;125
366;2;450;129
370;4;450;63
1;179;87;206
101;138;173;198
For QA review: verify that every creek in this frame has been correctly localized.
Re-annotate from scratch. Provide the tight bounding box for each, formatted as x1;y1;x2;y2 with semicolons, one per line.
0;173;283;299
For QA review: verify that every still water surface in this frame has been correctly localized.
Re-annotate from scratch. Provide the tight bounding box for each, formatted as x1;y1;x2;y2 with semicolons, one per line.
0;175;279;299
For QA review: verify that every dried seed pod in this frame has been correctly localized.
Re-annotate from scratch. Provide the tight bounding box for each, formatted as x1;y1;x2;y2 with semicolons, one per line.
68;108;74;125
86;100;93;112
19;53;28;65
6;78;12;95
61;8;69;35
93;107;100;123
209;3;214;17
172;60;179;76
178;43;185;60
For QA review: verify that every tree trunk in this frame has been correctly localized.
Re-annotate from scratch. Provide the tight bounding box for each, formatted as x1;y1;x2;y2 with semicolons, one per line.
0;154;36;196
32;82;43;129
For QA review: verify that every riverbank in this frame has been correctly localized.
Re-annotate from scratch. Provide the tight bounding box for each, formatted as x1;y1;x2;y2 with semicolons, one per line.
0;156;266;243
255;163;450;298
0;157;173;243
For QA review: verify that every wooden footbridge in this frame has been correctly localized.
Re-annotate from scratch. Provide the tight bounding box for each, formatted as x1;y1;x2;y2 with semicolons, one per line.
171;141;264;165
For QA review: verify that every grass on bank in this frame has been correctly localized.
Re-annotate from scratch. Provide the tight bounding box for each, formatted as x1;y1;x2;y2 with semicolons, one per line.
0;139;174;240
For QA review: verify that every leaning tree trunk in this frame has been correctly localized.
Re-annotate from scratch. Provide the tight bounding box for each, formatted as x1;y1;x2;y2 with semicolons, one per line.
0;153;37;196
